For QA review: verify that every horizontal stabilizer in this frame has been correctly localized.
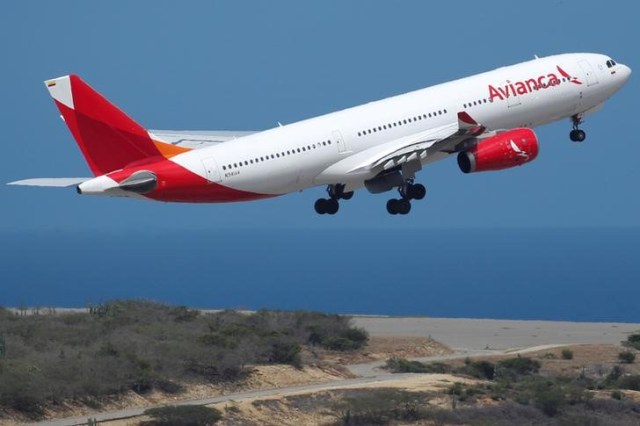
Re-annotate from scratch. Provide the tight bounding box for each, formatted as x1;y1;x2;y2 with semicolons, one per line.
7;178;89;187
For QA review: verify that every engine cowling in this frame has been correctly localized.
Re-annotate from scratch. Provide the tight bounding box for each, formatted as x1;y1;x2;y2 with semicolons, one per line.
457;128;539;173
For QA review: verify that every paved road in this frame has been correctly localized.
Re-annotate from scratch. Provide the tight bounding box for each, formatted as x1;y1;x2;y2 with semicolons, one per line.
30;317;640;426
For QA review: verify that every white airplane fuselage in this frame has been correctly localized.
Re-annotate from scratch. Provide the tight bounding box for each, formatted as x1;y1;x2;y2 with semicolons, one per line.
167;53;629;196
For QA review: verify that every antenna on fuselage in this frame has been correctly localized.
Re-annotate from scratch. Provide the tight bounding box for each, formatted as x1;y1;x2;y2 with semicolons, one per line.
534;54;539;59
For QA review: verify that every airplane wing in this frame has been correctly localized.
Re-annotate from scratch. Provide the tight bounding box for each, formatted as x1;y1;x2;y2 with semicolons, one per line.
149;130;257;150
316;112;485;182
7;177;89;187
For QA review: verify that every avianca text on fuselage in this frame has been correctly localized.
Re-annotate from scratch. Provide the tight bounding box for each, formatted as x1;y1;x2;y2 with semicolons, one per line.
488;65;582;102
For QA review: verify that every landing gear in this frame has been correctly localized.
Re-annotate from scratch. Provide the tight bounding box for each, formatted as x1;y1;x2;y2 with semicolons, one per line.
386;198;411;215
387;181;426;215
570;129;586;142
314;198;339;215
570;115;586;142
314;184;353;215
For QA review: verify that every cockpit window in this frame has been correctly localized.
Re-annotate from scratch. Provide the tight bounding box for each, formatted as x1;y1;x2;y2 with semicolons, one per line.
606;59;617;68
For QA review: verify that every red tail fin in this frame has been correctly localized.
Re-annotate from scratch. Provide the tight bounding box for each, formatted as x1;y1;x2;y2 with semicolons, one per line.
45;75;161;175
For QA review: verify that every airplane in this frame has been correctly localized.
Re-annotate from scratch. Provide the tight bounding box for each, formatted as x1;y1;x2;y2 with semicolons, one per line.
8;53;631;215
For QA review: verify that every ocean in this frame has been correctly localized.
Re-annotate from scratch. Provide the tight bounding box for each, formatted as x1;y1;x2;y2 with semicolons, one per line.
1;227;638;323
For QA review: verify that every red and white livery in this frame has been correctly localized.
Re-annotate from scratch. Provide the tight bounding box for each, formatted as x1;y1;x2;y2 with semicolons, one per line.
9;53;631;215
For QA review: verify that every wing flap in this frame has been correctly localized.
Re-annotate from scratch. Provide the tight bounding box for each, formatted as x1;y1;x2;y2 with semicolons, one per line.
369;112;485;170
314;112;485;184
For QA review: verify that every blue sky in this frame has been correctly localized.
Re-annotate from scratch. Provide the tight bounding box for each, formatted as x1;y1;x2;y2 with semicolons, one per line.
1;1;638;231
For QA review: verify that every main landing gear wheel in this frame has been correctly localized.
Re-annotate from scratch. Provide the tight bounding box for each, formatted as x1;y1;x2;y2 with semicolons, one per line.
570;114;586;142
408;183;426;200
314;184;351;215
386;199;411;215
314;198;339;215
387;181;425;215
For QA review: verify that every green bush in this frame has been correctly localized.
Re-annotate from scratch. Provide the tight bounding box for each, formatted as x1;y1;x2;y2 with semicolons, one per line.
618;351;636;364
142;405;222;425
384;358;450;374
534;386;565;417
268;339;301;366
624;333;640;350
457;360;495;380
497;356;541;378
385;358;427;373
561;349;574;360
617;375;640;391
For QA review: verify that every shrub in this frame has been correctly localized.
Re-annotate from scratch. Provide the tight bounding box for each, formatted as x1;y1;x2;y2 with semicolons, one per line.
142;405;222;425
269;339;301;366
385;357;428;373
496;356;540;379
561;349;574;360
618;351;636;364
617;375;640;391
611;390;623;400
533;383;565;417
458;360;495;380
624;333;640;350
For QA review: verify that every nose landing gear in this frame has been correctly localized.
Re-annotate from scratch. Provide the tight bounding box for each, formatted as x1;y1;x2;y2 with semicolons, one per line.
570;114;586;142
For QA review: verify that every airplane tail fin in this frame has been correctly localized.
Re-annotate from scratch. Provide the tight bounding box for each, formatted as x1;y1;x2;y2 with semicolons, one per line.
45;75;162;176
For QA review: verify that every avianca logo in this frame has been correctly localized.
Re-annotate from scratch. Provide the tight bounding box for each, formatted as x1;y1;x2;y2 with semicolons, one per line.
489;66;582;102
510;140;529;160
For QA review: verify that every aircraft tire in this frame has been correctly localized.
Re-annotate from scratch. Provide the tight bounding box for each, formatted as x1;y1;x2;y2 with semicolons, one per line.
570;129;586;142
326;199;339;215
387;199;399;215
398;199;412;215
411;184;426;200
342;191;354;200
314;199;327;214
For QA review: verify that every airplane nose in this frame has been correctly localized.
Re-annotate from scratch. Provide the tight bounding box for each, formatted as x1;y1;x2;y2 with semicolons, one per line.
620;64;632;81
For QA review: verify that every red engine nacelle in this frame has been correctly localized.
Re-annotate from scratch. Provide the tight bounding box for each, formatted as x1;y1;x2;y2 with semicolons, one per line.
457;128;539;173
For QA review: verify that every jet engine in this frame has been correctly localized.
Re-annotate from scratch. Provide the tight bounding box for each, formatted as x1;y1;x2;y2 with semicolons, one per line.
457;128;539;173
